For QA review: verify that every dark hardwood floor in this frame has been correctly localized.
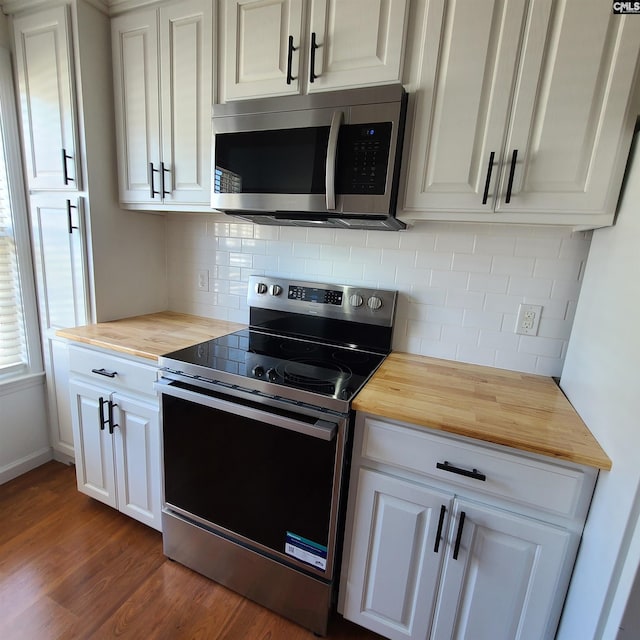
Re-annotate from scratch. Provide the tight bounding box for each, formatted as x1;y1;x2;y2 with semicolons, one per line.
0;461;383;640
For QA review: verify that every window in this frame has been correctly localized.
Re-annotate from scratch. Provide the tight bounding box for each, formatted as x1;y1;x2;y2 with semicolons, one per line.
0;48;41;380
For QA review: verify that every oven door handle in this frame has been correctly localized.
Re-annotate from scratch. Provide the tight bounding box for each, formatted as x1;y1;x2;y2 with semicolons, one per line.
155;379;338;441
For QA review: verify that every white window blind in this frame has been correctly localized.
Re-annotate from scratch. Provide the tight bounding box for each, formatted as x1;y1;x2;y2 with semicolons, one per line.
0;141;27;372
0;47;39;379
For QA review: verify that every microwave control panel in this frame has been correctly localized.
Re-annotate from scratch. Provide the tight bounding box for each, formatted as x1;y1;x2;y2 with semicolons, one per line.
338;122;392;195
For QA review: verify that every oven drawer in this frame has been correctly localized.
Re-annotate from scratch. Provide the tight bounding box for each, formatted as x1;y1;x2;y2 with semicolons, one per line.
68;345;157;397
359;416;591;519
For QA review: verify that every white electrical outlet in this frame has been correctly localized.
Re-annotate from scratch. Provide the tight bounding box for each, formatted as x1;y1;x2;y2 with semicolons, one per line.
515;303;542;336
197;269;209;292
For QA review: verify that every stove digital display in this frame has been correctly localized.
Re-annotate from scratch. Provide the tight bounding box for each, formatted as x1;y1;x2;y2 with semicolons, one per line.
288;286;343;306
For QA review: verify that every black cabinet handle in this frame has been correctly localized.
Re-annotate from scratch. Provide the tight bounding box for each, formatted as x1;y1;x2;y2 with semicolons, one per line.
66;200;78;234
436;461;486;482
161;162;171;197
434;504;446;553
452;511;466;560
91;368;117;378
108;400;119;435
505;148;518;203
482;151;495;205
98;397;109;431
309;32;319;83
286;35;297;85
149;162;159;198
61;148;74;185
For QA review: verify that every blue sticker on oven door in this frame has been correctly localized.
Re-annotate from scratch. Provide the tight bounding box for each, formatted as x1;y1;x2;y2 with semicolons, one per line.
285;532;327;570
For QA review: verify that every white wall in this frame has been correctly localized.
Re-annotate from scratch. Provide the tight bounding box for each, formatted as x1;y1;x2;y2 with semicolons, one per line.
0;375;50;484
166;216;591;376
558;138;640;640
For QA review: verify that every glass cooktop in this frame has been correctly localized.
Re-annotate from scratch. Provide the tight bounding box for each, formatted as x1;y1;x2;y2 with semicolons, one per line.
162;328;386;402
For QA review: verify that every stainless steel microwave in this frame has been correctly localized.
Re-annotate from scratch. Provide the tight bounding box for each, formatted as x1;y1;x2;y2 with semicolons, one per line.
211;85;408;230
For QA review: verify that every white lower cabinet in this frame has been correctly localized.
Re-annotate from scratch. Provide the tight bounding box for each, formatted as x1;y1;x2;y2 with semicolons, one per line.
339;414;597;640
343;468;451;640
430;500;572;640
68;345;161;531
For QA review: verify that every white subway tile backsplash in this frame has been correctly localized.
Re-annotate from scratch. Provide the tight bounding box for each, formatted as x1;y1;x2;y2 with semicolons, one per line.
474;234;516;256
491;255;535;277
217;237;242;252
293;243;320;259
445;290;485;310
166;221;590;377
455;344;497;367
468;273;509;294
435;232;475;253
430;269;469;290
507;276;553;298
515;236;562;258
452;253;492;273
415;251;453;270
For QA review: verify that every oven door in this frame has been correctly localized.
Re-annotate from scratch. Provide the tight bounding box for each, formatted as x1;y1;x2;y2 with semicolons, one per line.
158;380;346;580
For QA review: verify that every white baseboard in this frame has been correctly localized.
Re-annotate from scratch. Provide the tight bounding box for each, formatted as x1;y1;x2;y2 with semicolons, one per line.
0;447;53;485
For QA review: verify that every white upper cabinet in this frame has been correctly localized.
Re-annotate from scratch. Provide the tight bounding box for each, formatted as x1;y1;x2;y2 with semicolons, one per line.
112;0;213;209
306;0;409;93
222;0;305;99
13;6;80;191
221;0;408;101
498;2;640;220
401;0;640;227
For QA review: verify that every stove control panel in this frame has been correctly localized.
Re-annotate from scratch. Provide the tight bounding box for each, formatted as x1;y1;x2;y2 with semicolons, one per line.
249;275;397;327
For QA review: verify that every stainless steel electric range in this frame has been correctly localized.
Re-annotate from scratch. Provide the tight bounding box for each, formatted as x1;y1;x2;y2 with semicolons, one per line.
156;275;397;635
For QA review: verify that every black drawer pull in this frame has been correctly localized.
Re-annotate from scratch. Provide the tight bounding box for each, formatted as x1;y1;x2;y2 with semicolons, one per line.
434;504;446;553
453;511;466;560
91;368;117;378
436;461;486;482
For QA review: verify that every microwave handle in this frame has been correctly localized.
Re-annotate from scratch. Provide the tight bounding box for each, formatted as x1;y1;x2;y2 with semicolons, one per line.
325;110;344;210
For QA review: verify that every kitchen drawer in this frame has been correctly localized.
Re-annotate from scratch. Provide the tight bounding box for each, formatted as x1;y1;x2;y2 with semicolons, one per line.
360;416;590;519
68;345;157;397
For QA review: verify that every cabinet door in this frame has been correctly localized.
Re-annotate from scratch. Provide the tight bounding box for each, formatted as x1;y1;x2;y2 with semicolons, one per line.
29;194;89;334
497;2;640;221
222;0;304;100
13;5;79;190
431;500;574;640
342;468;452;640
159;0;212;205
307;0;408;92
113;394;161;531
69;379;117;508
111;7;161;204
403;0;551;214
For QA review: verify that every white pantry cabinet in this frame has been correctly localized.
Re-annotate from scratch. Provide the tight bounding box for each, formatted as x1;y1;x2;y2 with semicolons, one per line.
339;414;598;640
111;0;213;210
220;0;409;101
68;345;162;531
29;194;89;459
9;0;167;462
12;6;80;191
401;0;640;228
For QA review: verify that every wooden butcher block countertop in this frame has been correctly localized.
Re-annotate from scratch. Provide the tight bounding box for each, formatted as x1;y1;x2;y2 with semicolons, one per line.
353;352;611;470
56;311;245;361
